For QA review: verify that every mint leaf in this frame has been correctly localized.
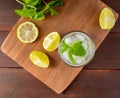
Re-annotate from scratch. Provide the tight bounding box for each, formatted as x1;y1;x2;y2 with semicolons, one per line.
15;0;64;20
48;0;64;7
68;49;76;64
60;40;69;53
23;0;39;6
60;40;86;64
34;11;45;20
71;41;86;56
35;0;42;11
15;9;36;18
49;8;58;16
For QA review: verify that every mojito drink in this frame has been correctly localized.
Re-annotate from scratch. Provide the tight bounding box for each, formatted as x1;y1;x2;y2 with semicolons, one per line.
58;31;95;67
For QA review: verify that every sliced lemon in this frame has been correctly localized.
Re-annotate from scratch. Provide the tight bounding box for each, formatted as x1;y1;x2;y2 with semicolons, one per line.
99;7;115;30
30;50;49;68
43;32;61;52
17;21;39;43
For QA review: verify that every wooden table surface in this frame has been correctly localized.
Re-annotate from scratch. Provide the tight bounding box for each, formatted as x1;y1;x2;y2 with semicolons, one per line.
0;0;120;98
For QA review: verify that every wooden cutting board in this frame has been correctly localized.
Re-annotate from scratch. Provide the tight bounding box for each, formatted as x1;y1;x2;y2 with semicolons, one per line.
1;0;118;94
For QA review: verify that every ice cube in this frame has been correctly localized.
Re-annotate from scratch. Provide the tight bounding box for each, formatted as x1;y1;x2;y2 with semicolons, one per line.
72;55;83;64
65;37;73;45
75;34;85;41
62;51;69;61
82;41;88;50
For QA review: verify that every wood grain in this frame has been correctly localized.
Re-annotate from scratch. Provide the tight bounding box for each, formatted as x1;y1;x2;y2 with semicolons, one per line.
0;0;20;31
64;69;120;98
0;0;119;93
0;32;20;68
85;32;120;69
0;68;120;98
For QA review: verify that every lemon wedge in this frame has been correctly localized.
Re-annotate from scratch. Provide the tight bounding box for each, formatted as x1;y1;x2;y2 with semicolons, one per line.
43;32;61;52
99;7;116;30
17;21;39;43
30;50;49;68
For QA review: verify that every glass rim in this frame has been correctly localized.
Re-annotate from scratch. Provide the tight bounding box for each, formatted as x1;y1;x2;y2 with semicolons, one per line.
58;30;95;67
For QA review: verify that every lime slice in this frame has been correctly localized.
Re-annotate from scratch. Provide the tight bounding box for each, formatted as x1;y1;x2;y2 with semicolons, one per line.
99;7;115;30
30;50;49;68
17;21;39;43
43;32;61;52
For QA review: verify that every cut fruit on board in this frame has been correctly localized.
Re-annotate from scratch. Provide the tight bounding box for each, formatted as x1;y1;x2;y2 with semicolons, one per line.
1;0;119;94
17;21;39;43
99;7;116;30
43;32;61;52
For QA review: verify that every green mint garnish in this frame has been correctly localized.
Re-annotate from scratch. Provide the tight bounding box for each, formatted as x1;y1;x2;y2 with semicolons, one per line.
71;41;86;56
68;49;76;64
60;40;86;64
15;0;64;20
60;40;69;53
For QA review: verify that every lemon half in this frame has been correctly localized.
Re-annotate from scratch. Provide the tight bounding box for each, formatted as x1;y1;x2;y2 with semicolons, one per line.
43;32;61;52
99;7;116;30
30;50;49;68
17;21;39;43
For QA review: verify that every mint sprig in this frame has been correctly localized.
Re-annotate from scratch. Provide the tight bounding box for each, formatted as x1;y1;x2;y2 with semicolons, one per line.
71;41;86;56
68;49;76;64
60;40;86;64
60;40;69;53
15;0;64;20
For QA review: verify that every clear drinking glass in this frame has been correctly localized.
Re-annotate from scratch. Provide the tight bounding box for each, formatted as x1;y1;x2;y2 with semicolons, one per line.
58;31;95;67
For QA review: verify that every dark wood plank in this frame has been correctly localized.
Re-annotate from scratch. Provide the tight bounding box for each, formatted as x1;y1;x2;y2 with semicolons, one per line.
0;68;119;98
85;32;120;69
64;69;120;98
0;51;20;68
0;0;20;31
0;32;20;68
0;32;8;45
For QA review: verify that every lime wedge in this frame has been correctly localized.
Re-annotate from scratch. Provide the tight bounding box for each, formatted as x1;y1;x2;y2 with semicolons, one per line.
30;50;49;68
99;7;116;30
43;32;61;52
17;21;39;43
